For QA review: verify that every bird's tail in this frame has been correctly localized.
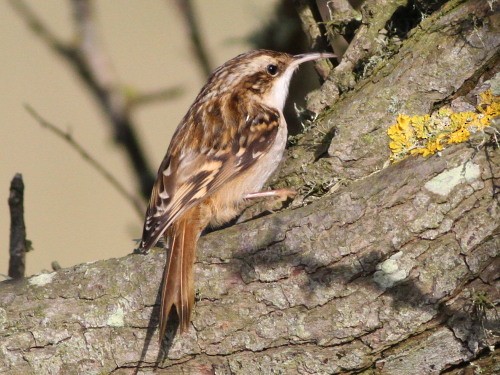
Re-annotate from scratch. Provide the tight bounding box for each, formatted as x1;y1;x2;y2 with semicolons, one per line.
159;206;204;340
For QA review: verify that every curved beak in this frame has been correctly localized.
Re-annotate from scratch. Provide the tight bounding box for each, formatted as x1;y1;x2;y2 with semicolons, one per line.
291;52;336;69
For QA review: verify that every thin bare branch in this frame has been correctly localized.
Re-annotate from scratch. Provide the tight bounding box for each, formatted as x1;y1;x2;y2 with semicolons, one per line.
71;0;124;119
9;0;71;55
128;86;184;109
8;174;28;279
25;105;145;218
174;0;213;78
70;0;155;198
11;0;156;199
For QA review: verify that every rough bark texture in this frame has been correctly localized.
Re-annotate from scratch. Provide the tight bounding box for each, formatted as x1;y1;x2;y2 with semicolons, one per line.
1;0;498;374
279;0;499;191
8;174;27;279
1;134;497;374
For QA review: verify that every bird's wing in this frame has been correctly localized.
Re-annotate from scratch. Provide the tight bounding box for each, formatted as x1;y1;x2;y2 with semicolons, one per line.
140;103;281;250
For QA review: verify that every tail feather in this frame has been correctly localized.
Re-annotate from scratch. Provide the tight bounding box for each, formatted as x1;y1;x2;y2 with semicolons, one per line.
159;207;202;340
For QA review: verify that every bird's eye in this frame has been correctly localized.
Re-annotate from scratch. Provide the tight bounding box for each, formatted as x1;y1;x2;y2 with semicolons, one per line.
266;64;278;76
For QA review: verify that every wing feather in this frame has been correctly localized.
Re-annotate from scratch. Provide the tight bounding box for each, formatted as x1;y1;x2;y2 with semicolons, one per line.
140;103;280;250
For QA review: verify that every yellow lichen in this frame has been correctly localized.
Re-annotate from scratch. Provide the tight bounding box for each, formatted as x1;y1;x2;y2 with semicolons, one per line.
388;89;499;162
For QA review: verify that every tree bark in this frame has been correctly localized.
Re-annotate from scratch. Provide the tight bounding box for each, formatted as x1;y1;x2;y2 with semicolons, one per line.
8;174;27;279
1;0;498;374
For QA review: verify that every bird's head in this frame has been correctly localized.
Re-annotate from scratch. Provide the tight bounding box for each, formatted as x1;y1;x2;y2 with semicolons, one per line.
197;49;335;112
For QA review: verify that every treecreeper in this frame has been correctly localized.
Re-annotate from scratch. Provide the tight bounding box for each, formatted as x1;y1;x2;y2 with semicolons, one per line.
139;49;335;341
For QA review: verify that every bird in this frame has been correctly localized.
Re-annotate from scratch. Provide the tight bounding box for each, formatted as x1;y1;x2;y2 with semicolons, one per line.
139;49;335;340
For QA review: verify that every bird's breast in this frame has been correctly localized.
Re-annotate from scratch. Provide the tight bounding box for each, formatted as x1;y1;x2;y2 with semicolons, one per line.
206;118;288;227
246;118;288;191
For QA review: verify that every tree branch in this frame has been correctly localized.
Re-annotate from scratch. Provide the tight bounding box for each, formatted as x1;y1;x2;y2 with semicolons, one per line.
278;0;499;195
292;0;335;79
11;0;156;198
128;86;184;109
0;136;497;372
8;174;28;279
25;105;145;218
2;0;498;372
174;0;214;78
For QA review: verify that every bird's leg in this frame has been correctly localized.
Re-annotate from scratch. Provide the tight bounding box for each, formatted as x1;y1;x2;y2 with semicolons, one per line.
243;188;297;200
243;189;297;214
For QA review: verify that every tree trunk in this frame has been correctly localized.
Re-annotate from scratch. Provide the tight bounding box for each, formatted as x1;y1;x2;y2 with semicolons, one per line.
1;0;498;373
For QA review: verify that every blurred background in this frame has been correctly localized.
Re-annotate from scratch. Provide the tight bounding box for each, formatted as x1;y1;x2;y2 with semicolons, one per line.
1;0;324;277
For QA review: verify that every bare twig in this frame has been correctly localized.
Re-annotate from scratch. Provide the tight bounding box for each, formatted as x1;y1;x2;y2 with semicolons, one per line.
25;105;145;218
71;0;124;114
70;0;155;198
128;86;184;109
174;0;213;78
8;174;28;279
8;0;70;54
11;0;156;199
